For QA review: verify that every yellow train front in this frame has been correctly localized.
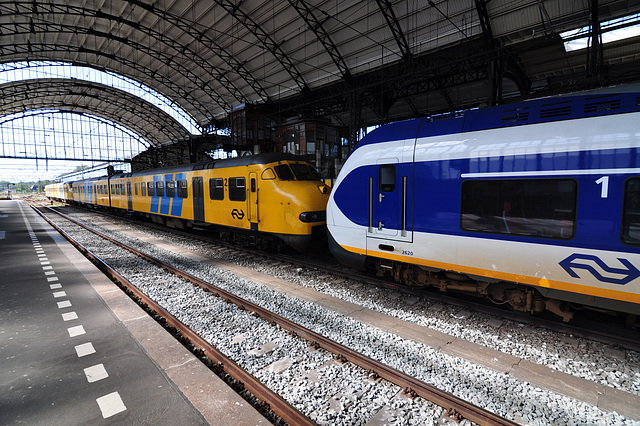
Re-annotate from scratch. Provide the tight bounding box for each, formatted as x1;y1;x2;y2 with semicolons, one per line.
107;153;329;251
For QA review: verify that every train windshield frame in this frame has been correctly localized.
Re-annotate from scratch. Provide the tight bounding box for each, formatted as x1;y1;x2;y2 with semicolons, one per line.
274;163;320;181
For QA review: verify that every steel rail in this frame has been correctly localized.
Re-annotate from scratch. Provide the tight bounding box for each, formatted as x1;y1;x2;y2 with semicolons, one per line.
35;204;518;426
30;204;315;426
45;202;640;352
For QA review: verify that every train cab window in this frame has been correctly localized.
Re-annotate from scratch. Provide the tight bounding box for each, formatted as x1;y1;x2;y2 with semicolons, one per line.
166;181;176;197
156;181;165;197
274;165;295;180
141;183;146;196
177;180;188;198
461;178;577;239
290;163;320;181
147;182;155;196
209;178;224;200
622;178;640;245
379;165;395;192
229;177;246;201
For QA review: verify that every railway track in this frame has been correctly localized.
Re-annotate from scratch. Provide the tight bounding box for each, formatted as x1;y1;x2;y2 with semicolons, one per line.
71;201;640;354
31;203;519;425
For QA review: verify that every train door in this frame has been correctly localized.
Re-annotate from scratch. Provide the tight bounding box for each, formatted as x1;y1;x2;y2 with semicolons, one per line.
192;176;205;222
248;172;258;230
126;181;133;211
370;161;399;237
366;159;413;247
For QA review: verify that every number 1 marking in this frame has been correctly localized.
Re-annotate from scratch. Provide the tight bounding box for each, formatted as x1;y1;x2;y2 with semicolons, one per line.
595;176;609;198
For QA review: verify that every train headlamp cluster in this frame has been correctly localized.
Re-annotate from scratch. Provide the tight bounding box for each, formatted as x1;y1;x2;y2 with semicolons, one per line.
299;211;326;223
318;185;329;194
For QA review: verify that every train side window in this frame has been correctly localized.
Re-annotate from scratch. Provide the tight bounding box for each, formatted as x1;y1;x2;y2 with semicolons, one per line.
141;183;146;197
156;181;165;197
251;178;256;192
209;178;224;200
379;165;395;192
147;182;155;196
177;180;188;198
134;183;138;196
461;178;577;239
166;181;176;197
622;178;640;245
229;177;246;201
261;168;276;180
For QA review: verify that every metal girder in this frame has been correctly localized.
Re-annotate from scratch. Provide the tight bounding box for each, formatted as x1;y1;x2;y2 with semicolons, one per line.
123;0;272;108
474;0;531;102
375;0;412;64
0;79;190;146
0;1;233;121
587;0;604;83
215;0;309;94
287;0;351;81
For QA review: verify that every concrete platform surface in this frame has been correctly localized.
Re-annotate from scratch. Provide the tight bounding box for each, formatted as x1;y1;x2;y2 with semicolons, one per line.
0;200;268;425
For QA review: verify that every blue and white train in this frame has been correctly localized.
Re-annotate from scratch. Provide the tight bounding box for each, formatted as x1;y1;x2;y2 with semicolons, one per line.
327;90;640;321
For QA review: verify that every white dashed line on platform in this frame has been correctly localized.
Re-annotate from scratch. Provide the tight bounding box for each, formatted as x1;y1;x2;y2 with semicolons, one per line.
67;325;85;337
57;300;72;308
42;266;53;270
96;392;127;418
84;364;109;383
52;291;66;298
62;312;78;321
47;277;59;282
75;342;96;357
50;283;62;289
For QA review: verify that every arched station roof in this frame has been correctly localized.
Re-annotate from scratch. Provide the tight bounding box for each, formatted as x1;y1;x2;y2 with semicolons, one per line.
1;79;189;146
1;0;640;147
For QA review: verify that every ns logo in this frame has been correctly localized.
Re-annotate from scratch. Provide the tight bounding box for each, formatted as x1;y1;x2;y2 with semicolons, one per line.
231;209;245;220
559;254;640;285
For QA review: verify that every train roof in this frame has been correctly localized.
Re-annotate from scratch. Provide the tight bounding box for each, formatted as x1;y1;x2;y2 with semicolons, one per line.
356;91;640;151
56;153;312;184
66;153;312;182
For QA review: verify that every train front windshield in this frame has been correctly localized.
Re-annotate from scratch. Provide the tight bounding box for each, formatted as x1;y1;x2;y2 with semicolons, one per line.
274;163;320;181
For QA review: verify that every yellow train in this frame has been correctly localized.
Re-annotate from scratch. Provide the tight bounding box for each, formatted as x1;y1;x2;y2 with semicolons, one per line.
46;153;330;251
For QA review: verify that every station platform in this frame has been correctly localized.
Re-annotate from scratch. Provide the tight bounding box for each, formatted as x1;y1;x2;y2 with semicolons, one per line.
0;200;268;425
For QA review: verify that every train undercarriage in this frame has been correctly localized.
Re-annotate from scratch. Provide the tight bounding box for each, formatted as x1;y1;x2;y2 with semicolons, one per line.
372;258;600;323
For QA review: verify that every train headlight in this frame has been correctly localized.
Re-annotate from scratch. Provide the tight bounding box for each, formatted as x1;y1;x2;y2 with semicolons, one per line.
299;211;326;223
318;185;329;194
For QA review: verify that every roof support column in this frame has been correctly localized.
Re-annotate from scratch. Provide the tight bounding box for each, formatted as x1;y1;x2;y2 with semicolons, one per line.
347;89;362;157
587;0;603;85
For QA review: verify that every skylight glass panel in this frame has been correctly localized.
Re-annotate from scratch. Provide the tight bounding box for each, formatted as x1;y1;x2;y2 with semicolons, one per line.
561;13;640;52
